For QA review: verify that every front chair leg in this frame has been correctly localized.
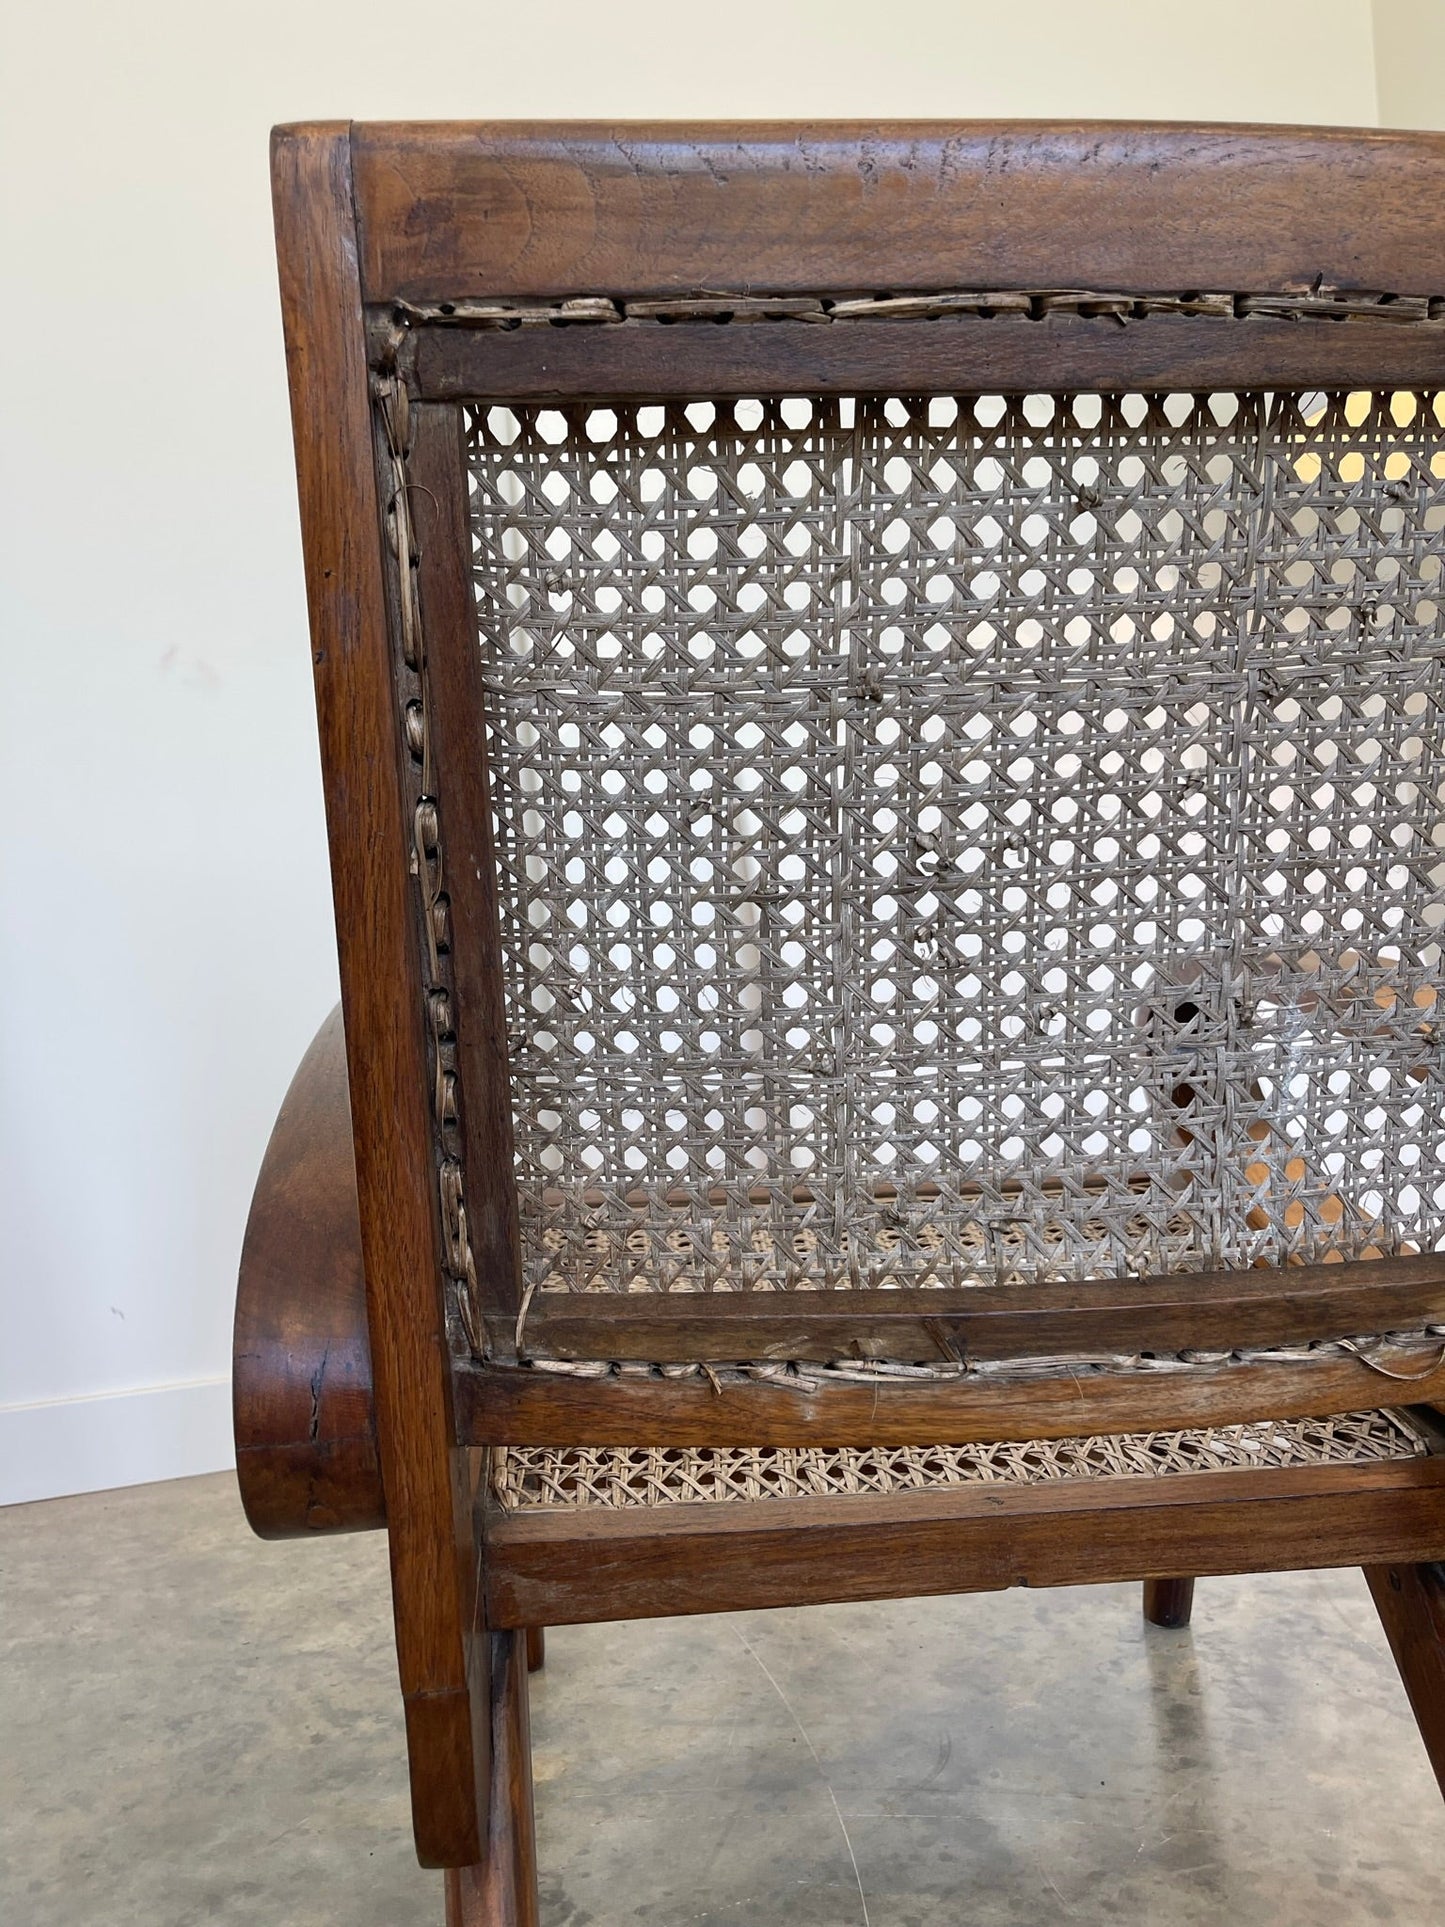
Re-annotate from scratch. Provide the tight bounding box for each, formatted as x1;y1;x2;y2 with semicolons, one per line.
444;1630;540;1927
1143;1577;1196;1628
1365;1561;1445;1798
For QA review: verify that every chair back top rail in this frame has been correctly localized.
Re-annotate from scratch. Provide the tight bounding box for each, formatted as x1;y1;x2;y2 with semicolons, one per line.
343;121;1445;306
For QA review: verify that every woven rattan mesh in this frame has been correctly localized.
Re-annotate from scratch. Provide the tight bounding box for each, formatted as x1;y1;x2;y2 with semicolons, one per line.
464;389;1445;1299
490;1409;1423;1509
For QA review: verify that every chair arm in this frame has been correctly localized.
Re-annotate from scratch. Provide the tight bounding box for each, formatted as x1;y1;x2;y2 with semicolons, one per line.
233;1004;384;1537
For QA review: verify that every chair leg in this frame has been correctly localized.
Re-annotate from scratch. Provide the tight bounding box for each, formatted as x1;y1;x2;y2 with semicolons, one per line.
1143;1577;1196;1628
1365;1561;1445;1799
525;1626;545;1673
443;1630;540;1927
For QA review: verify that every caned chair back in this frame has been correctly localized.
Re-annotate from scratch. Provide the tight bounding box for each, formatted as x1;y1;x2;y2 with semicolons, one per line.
275;122;1445;1378
464;385;1445;1311
266;121;1445;1869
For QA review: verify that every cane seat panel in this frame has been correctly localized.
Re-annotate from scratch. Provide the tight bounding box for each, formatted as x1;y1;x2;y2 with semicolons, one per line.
490;1408;1425;1510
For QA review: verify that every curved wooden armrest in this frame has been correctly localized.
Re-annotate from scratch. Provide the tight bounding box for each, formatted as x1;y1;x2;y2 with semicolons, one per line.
233;1004;383;1537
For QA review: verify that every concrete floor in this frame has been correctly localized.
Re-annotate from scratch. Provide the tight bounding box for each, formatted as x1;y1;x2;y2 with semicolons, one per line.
2;1473;1442;1925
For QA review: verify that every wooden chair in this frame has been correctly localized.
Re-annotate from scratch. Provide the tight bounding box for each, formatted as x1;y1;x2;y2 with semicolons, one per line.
234;120;1445;1922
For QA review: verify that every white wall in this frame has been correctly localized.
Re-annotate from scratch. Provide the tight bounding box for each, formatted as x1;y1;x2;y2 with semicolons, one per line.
0;1;1389;1504
1375;0;1445;127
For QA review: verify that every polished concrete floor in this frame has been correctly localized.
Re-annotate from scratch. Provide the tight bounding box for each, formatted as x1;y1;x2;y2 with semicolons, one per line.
2;1471;1442;1925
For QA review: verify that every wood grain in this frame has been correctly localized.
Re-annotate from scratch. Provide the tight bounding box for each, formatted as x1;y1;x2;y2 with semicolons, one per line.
485;1456;1445;1628
408;403;523;1327
444;1631;539;1927
457;1345;1445;1448
514;1259;1445;1366
1142;1577;1196;1628
349;122;1445;305
233;1004;383;1536
402;311;1445;403
1365;1561;1445;1797
271;122;485;1869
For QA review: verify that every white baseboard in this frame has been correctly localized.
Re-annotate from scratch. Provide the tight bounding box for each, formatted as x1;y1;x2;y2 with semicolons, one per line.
0;1377;235;1506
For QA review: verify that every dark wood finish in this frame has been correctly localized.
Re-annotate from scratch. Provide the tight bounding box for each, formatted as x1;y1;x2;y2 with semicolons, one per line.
233;1004;383;1536
256;125;1445;1902
524;1627;545;1673
1366;1561;1445;1796
350;122;1445;305
459;1346;1445;1447
444;1632;540;1927
409;402;522;1325
403;311;1445;404
486;1456;1445;1630
516;1260;1445;1367
271;122;486;1870
1143;1577;1196;1628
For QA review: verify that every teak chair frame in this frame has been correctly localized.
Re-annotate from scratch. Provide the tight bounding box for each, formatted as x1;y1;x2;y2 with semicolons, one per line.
236;120;1445;1922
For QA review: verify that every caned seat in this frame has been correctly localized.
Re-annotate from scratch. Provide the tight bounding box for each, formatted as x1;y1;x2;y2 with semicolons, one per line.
238;121;1445;1922
492;1412;1427;1512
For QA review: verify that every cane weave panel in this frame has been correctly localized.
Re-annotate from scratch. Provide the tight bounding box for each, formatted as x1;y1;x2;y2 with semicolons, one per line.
463;390;1445;1299
490;1409;1424;1510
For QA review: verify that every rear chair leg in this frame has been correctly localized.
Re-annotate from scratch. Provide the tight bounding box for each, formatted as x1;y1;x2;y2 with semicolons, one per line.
1143;1577;1196;1628
1365;1562;1445;1799
525;1626;545;1673
444;1630;540;1927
